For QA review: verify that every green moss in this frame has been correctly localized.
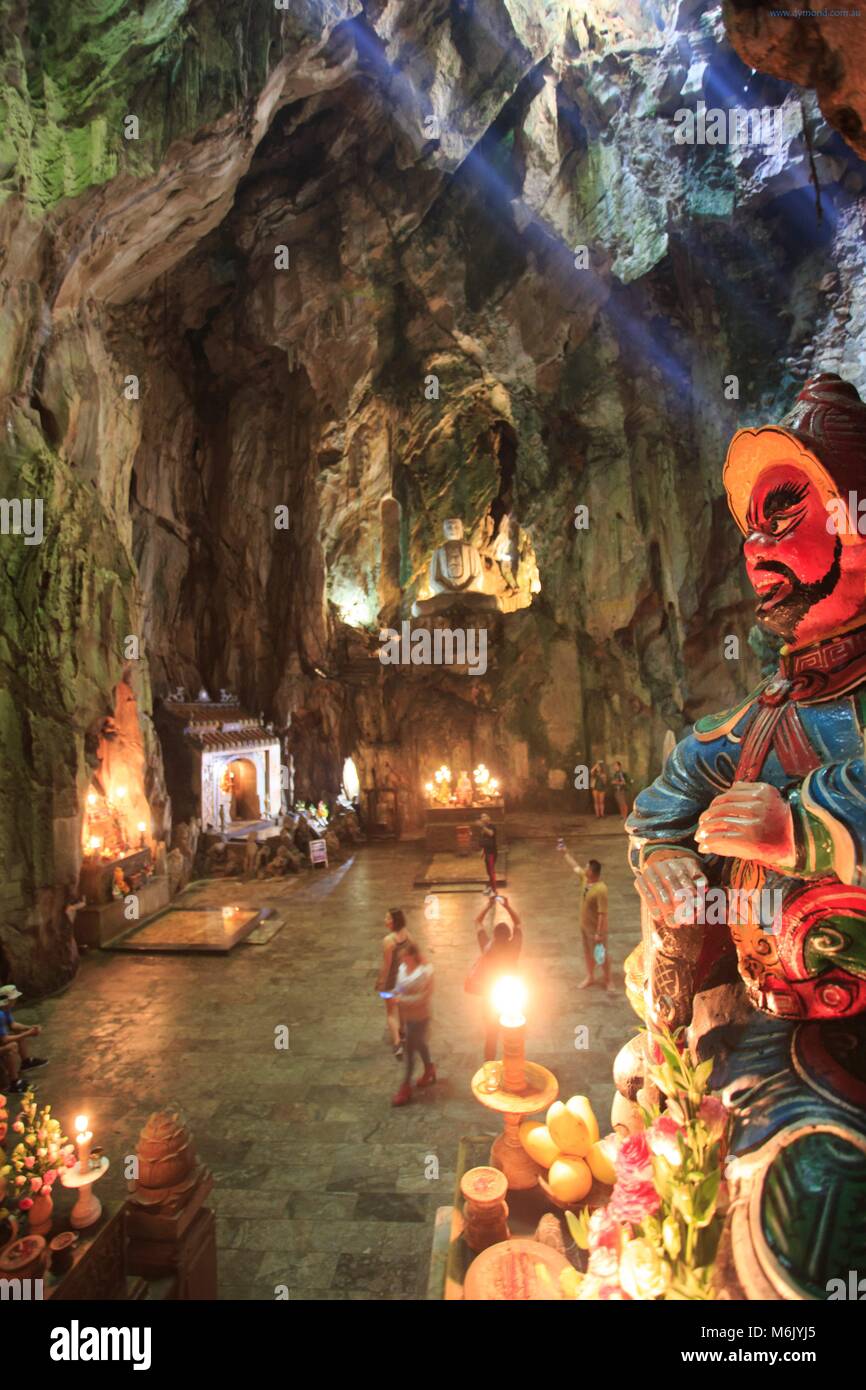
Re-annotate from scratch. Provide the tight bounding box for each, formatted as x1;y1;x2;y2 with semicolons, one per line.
0;0;287;211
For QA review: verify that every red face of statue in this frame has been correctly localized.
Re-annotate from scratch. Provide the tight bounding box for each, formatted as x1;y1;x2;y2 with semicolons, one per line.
743;464;866;644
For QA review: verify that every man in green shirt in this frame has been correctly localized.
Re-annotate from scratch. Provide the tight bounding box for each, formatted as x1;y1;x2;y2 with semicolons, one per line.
562;851;610;990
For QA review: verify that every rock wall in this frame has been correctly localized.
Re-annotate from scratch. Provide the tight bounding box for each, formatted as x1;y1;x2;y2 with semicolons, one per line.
2;0;866;990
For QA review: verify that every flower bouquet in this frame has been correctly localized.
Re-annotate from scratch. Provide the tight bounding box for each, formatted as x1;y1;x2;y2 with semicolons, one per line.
561;1025;729;1300
8;1090;70;1225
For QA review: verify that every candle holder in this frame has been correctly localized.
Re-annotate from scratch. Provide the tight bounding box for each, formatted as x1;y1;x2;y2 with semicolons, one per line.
60;1156;109;1230
471;1060;559;1191
460;1166;510;1252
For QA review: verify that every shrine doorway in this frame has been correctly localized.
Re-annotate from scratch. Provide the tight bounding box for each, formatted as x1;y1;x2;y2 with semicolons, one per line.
224;758;261;821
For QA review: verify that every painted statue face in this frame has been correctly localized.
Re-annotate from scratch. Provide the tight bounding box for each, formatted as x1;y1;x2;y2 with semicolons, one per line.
743;463;866;643
443;518;464;541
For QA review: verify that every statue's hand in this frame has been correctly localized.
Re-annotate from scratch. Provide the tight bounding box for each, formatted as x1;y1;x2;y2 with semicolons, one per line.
634;853;707;926
696;781;796;868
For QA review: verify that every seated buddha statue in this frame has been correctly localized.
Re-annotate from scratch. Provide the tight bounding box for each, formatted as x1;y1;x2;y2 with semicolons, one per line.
621;375;866;1299
412;518;498;618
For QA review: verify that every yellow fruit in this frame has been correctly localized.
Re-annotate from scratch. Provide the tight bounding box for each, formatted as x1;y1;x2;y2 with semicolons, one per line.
566;1095;599;1146
519;1120;560;1169
548;1155;592;1204
587;1133;618;1186
547;1100;591;1157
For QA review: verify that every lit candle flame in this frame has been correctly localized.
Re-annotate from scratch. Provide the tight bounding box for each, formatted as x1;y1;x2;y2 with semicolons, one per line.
491;975;526;1027
74;1114;88;1134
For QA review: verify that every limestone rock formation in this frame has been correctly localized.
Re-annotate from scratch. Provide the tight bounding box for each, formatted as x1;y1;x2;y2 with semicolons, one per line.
2;1;866;990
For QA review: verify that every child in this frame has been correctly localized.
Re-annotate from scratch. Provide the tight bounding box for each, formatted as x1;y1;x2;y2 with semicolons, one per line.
374;908;413;1059
0;985;47;1093
390;944;436;1106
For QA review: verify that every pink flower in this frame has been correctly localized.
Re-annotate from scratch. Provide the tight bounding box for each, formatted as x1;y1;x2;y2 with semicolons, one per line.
29;1175;42;1192
609;1178;660;1225
649;1114;684;1167
14;1175;25;1186
23;1156;34;1169
616;1131;653;1183
18;1197;33;1211
699;1095;727;1143
587;1206;622;1252
43;1170;57;1187
12;1121;23;1134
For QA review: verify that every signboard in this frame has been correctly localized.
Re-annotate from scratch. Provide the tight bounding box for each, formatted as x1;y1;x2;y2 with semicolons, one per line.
309;839;328;868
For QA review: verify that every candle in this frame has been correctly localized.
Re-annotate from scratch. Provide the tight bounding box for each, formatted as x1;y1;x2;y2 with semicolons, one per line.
137;821;147;848
87;835;102;857
74;1115;92;1173
491;976;527;1094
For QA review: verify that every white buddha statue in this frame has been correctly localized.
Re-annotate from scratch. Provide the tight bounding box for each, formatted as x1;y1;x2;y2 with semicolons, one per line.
413;518;498;617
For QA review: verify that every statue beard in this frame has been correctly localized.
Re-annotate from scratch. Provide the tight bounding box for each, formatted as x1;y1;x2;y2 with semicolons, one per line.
753;537;843;642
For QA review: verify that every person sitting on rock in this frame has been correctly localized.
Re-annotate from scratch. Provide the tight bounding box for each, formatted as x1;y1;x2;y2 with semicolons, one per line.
0;985;47;1093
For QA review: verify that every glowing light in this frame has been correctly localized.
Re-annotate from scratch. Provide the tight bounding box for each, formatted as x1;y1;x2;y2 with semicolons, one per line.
491;975;526;1027
335;585;373;628
115;786;127;800
342;757;360;800
74;1114;88;1133
86;791;97;807
88;836;102;853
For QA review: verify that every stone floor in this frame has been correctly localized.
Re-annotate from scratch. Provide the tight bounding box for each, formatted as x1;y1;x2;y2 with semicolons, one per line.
22;814;640;1300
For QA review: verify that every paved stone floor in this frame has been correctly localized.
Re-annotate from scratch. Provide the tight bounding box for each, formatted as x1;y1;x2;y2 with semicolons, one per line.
24;815;639;1300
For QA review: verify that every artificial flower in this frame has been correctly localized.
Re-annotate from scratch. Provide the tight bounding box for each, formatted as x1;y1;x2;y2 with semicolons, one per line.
649;1114;684;1167
587;1244;619;1282
18;1197;32;1211
23;1156;34;1169
616;1131;653;1182
619;1238;672;1300
587;1206;621;1252
609;1177;660;1225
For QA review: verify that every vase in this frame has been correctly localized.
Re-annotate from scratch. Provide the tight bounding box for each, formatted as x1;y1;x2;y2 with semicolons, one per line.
28;1188;53;1237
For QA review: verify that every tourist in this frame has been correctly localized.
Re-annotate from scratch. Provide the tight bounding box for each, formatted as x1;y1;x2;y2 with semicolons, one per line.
390;943;435;1106
590;760;607;818
611;761;630;818
374;908;413;1059
576;860;609;990
0;985;47;1094
478;812;498;894
469;896;523;1060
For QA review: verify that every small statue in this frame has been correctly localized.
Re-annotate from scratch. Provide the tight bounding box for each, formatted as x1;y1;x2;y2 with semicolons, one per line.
456;770;473;807
624;374;866;1299
412;518;498;617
